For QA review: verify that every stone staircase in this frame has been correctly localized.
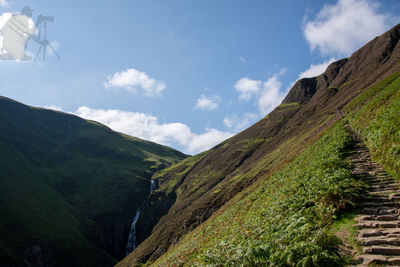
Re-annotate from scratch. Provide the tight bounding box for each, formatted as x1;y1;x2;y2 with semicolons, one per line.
348;137;400;266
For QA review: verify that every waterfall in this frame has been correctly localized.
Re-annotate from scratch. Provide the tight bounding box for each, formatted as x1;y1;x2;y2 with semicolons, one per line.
150;180;157;192
125;207;142;254
125;180;157;255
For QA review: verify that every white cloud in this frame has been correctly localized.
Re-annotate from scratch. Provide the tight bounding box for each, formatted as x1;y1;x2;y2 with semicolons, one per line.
303;0;394;56
223;113;258;132
104;68;166;97
187;128;232;153
258;76;286;115
223;118;235;129
0;0;9;7
44;105;63;111
298;58;336;79
239;56;246;63
234;70;286;115
234;78;262;101
285;59;337;93
74;106;233;154
195;94;219;111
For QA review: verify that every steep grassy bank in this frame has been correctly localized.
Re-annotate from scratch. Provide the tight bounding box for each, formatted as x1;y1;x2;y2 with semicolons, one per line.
0;97;187;266
346;71;400;178
150;71;400;267
152;121;363;266
119;24;400;266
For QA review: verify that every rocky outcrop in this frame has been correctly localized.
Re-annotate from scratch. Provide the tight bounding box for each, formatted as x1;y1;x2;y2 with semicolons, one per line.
282;77;318;105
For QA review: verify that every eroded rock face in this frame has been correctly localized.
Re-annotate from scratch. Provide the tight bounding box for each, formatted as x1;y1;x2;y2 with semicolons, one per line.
282;77;318;105
119;24;400;266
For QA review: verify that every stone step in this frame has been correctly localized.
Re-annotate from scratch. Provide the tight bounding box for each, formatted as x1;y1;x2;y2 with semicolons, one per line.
361;207;398;215
359;229;384;238
351;157;369;160
371;190;399;195
371;185;399;190
362;202;399;208
377;215;400;221
357;254;387;265
370;182;397;187
360;237;400;246
388;257;400;265
363;245;400;256
371;187;399;193
368;182;394;186
382;228;400;235
349;139;400;265
374;173;391;177
355;221;399;228
362;196;391;203
387;234;400;238
358;229;400;238
356;214;399;221
353;166;371;169
368;179;394;183
356;215;376;221
370;171;391;175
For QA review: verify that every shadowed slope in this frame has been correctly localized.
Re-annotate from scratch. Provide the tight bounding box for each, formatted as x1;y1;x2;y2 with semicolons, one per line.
0;97;187;266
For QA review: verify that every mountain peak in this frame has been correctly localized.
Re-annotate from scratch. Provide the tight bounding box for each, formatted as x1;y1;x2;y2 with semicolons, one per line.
282;77;318;105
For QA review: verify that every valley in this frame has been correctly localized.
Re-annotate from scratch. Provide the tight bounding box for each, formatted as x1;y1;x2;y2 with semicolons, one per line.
0;5;399;267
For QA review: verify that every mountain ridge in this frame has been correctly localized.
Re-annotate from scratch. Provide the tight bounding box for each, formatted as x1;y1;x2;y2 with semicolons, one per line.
119;23;400;266
0;96;187;266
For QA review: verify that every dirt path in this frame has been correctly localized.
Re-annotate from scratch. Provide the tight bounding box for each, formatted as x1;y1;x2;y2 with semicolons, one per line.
348;133;400;266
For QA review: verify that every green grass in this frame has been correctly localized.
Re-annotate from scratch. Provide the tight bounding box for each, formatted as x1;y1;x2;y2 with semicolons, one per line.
154;122;364;266
348;71;400;178
0;97;187;266
151;72;400;266
329;213;361;263
153;151;209;195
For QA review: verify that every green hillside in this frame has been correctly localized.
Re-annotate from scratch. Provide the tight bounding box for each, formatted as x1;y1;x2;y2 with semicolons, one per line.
150;72;400;266
118;24;400;266
0;96;187;266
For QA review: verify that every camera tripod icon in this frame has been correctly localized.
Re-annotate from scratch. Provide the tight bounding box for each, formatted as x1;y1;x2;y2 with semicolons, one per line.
34;14;61;61
0;6;60;61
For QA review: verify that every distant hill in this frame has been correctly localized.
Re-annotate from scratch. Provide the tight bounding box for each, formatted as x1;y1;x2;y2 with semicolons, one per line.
0;97;187;267
119;24;400;266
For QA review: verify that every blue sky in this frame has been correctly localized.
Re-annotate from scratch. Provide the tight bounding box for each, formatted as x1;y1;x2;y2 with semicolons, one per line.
0;0;399;154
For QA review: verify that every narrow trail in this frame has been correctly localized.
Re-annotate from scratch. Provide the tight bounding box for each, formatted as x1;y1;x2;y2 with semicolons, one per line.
348;132;400;266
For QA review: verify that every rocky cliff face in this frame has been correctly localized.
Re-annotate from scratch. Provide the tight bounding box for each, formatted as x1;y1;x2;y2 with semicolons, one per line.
282;77;318;105
118;24;400;266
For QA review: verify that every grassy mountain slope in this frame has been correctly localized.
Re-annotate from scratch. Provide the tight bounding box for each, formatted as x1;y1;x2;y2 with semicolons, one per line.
118;24;400;266
346;71;400;179
150;71;400;267
0;97;187;266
